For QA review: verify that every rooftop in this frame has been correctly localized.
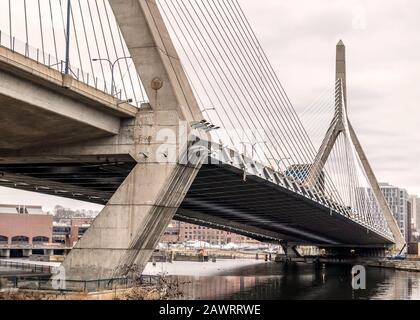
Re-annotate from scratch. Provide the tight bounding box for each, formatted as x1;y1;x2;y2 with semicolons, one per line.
0;204;46;215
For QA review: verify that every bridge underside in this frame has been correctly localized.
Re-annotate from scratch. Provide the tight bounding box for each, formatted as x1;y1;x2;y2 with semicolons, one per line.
0;94;122;151
178;164;393;247
0;159;393;248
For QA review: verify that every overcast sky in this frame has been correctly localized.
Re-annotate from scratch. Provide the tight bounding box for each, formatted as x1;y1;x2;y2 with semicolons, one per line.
0;0;419;211
241;0;420;195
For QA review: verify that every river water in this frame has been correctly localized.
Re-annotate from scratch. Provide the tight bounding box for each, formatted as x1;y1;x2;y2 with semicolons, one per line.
143;259;420;300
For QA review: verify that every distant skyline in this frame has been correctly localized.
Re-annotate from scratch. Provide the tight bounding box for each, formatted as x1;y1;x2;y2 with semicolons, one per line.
0;0;418;211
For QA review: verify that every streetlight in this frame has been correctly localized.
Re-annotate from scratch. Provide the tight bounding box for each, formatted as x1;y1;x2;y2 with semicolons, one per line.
64;0;72;75
200;107;216;113
117;98;133;106
92;57;132;97
240;141;266;159
268;157;291;171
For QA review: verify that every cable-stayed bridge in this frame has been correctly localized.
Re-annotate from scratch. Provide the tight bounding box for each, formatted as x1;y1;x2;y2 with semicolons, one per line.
0;0;404;280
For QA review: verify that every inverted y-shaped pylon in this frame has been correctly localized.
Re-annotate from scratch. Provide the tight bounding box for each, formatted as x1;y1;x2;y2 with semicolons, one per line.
307;40;405;249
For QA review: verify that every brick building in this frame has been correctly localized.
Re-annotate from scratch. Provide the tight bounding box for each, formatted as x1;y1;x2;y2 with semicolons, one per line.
53;217;94;247
161;221;259;245
0;204;53;258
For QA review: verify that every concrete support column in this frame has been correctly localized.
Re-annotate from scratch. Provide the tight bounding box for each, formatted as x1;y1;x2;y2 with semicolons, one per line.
0;249;10;258
22;249;32;258
281;243;302;259
62;160;201;281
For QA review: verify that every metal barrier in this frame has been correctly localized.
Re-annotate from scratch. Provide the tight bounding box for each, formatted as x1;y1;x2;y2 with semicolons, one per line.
0;30;148;108
0;260;52;274
0;273;162;293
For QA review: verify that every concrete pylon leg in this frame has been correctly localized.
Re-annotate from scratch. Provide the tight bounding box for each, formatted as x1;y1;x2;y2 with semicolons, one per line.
307;122;341;189
62;161;200;281
281;243;302;259
348;122;405;249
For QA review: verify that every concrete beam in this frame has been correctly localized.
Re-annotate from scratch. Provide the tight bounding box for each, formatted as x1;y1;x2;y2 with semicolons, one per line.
0;46;138;118
109;0;203;122
0;69;120;143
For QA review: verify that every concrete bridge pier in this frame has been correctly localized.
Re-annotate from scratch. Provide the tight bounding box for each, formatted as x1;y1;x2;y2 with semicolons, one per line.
61;0;206;281
62;160;201;280
0;249;10;258
22;249;32;258
282;243;302;259
322;247;388;258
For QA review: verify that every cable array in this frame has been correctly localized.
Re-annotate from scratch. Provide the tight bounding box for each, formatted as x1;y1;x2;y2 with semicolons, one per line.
0;0;148;107
157;0;391;238
157;0;350;207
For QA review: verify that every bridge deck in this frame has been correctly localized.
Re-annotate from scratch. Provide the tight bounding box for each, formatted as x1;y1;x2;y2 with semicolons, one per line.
0;46;137;150
0;159;393;247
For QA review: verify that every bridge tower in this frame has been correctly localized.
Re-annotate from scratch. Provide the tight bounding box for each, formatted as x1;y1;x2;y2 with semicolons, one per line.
307;41;405;250
61;0;206;280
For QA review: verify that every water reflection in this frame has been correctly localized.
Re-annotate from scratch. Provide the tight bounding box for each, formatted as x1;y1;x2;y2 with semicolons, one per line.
143;260;420;300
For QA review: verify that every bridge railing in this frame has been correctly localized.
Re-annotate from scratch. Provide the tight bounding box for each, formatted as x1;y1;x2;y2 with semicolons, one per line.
0;30;147;107
0;260;53;274
0;274;162;293
204;140;393;241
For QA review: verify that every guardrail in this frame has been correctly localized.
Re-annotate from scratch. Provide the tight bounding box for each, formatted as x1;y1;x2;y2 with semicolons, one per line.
0;260;53;274
0;30;148;108
0;275;162;293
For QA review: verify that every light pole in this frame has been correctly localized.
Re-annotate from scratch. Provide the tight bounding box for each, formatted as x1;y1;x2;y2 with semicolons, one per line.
269;157;291;171
240;141;266;159
92;57;132;97
64;0;72;75
200;107;216;113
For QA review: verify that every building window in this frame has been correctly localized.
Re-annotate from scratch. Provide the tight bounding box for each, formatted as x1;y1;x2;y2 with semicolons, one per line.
11;236;29;244
32;236;49;244
0;235;8;244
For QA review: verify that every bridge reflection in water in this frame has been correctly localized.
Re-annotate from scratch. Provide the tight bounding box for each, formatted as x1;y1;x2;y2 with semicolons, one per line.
143;260;420;300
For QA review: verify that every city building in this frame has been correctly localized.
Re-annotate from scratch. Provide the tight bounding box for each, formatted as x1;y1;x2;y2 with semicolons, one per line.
379;183;410;242
0;204;95;259
285;164;325;193
407;198;413;242
161;221;181;243
408;195;420;241
161;221;260;245
0;204;54;258
409;195;420;234
53;217;94;247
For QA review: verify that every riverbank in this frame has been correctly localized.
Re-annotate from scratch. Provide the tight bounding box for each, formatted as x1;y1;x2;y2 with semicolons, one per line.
313;256;420;273
152;249;274;263
0;287;163;300
3;260;420;300
0;274;184;300
366;259;420;272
